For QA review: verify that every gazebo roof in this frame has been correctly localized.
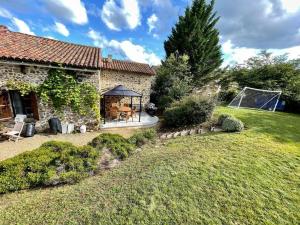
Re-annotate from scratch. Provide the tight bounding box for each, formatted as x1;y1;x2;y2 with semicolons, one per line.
103;85;142;97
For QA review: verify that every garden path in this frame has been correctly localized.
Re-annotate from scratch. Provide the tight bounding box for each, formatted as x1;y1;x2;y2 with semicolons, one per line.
0;129;136;161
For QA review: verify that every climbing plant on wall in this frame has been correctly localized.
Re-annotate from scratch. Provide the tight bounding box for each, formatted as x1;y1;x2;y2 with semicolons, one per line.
6;80;37;96
38;68;100;119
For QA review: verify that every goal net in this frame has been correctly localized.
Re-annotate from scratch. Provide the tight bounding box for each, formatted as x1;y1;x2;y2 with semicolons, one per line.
228;87;282;112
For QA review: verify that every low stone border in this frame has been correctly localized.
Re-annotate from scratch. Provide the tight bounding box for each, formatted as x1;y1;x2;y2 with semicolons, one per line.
159;126;222;140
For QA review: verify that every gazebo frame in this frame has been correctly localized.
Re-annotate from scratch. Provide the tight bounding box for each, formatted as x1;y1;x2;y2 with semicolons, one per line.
103;85;143;124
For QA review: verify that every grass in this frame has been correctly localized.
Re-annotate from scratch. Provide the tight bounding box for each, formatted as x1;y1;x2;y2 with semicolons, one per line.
0;107;299;224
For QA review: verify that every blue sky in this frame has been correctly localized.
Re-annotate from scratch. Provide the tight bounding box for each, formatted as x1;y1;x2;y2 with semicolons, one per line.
0;0;300;66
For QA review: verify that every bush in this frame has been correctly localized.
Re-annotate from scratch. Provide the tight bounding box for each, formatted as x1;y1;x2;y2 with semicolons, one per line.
219;88;239;103
89;133;134;159
151;54;192;112
0;141;99;194
163;94;216;128
217;114;232;126
128;129;157;147
222;117;244;132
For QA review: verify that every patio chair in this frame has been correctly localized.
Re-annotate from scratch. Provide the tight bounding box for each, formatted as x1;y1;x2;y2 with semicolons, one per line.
108;109;120;121
2;121;24;142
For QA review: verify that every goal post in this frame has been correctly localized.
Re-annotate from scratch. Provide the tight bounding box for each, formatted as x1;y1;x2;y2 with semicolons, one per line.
228;87;282;112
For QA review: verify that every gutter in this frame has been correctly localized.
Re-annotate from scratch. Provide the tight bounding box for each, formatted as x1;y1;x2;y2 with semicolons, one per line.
0;60;99;73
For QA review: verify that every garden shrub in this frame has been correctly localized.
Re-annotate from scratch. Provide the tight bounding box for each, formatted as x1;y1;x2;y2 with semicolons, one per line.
151;54;192;112
163;94;216;128
128;129;157;147
222;117;244;132
89;133;134;159
217;114;232;126
0;141;99;194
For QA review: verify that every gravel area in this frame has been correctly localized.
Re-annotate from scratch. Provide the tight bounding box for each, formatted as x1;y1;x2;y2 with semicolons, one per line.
0;129;136;161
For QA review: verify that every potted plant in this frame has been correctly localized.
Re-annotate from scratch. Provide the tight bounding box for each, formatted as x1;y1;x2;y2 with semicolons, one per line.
145;103;157;117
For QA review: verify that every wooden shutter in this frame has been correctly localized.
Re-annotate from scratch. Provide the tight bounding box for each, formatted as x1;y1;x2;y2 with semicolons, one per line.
0;91;12;120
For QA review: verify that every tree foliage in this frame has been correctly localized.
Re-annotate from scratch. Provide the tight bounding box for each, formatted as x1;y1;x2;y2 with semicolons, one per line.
164;0;222;82
151;54;192;111
221;51;300;112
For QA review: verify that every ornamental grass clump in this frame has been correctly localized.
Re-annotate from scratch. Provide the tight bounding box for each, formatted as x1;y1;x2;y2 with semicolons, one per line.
0;141;99;194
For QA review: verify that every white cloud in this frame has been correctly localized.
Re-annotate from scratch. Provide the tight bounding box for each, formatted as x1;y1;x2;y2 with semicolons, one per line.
222;39;300;66
144;0;178;36
147;14;158;33
108;40;161;65
54;22;69;36
87;29;109;48
0;7;12;18
222;40;259;66
281;0;300;13
43;0;88;25
87;28;161;65
44;35;56;40
270;45;300;59
11;17;35;35
0;7;35;36
216;0;300;49
101;0;141;31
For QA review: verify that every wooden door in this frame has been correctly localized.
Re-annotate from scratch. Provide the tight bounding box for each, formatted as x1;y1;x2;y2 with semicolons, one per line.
0;91;12;119
30;92;39;120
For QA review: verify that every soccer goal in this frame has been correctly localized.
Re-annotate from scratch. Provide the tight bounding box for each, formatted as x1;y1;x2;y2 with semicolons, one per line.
228;87;282;112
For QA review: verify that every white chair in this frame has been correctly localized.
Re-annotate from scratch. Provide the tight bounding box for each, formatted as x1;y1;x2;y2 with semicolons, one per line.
3;121;25;142
14;114;27;122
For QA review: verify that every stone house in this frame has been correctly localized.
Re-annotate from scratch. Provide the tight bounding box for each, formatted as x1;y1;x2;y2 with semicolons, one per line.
0;25;156;130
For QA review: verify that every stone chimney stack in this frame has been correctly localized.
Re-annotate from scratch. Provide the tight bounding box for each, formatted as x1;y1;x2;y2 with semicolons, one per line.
0;25;8;33
107;54;113;63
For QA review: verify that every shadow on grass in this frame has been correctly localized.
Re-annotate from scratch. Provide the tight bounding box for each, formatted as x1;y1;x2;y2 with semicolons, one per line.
217;107;300;144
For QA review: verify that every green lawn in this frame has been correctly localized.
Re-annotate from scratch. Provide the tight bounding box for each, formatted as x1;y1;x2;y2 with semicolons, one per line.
0;107;299;224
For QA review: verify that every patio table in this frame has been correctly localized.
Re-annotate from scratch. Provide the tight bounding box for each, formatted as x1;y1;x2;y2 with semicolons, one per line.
118;106;132;122
118;106;132;113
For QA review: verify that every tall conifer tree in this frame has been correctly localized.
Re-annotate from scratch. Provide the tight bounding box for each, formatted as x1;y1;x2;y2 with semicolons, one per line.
164;0;222;82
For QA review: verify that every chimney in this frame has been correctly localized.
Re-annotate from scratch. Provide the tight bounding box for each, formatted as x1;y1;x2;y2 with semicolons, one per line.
107;54;113;63
0;25;8;33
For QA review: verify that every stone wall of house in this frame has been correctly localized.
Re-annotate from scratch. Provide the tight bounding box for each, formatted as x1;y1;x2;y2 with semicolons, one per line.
0;62;100;130
100;69;154;108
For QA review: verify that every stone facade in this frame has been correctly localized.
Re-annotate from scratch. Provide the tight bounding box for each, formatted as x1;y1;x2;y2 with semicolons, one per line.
100;69;154;106
0;62;154;130
0;62;100;130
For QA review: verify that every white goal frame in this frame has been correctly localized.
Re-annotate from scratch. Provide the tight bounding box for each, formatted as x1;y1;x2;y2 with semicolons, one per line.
228;87;282;112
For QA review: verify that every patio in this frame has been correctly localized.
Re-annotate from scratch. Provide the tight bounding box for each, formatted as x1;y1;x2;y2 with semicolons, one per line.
101;112;158;129
101;85;159;129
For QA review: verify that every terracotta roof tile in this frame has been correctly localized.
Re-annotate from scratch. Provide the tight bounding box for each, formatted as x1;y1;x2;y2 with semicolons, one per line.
0;25;101;69
101;58;156;76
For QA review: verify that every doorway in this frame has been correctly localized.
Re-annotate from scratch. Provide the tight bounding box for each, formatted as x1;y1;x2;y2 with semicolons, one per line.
9;91;39;120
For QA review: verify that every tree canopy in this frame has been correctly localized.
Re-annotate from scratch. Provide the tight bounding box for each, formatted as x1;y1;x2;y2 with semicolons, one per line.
164;0;222;82
151;54;192;111
221;51;300;112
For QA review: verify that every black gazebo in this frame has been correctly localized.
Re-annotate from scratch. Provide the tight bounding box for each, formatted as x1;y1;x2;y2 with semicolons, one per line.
103;85;143;124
